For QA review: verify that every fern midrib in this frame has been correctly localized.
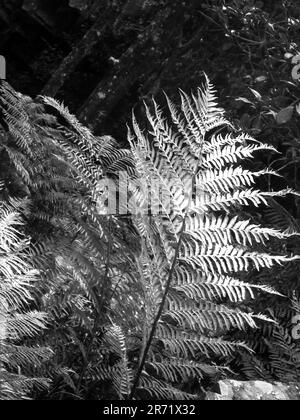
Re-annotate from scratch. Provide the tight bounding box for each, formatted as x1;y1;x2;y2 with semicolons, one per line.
129;152;203;400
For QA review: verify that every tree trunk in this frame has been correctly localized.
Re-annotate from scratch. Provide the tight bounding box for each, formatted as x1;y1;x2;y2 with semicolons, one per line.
78;3;187;133
41;5;106;97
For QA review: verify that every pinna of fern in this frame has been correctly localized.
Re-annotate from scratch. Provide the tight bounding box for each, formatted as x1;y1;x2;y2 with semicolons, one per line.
234;255;300;382
114;75;300;399
231;193;300;382
0;185;51;400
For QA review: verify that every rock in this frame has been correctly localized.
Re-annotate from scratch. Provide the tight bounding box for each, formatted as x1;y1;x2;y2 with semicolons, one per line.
206;380;300;401
254;381;273;394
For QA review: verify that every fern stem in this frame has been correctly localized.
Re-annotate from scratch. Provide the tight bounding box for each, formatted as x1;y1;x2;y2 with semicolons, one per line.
129;157;202;400
129;222;187;399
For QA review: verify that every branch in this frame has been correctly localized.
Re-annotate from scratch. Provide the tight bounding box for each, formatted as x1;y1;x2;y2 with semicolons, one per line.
41;9;107;97
78;4;185;133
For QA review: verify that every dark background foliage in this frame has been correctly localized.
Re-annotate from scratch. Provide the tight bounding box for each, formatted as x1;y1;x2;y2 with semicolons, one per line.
1;1;299;147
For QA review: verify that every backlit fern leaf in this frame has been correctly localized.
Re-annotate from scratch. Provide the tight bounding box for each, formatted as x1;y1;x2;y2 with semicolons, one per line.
0;193;51;400
126;76;299;399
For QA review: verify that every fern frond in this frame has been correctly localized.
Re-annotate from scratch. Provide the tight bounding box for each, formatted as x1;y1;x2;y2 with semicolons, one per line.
0;196;50;399
173;270;281;303
127;76;298;399
156;324;250;358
